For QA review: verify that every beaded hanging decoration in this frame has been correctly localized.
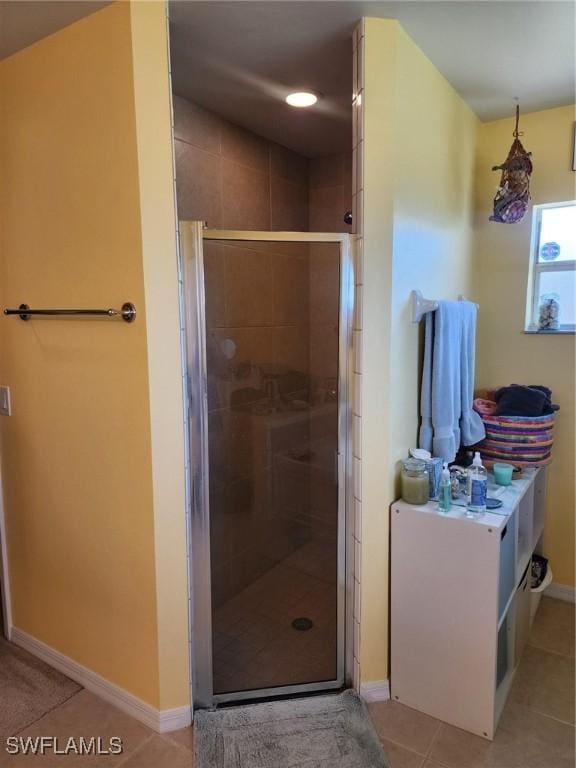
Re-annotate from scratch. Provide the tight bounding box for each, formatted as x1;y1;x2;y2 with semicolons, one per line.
489;105;533;224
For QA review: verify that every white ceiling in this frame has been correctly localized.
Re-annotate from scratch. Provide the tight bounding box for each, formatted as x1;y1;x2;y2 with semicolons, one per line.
0;1;111;60
169;0;575;157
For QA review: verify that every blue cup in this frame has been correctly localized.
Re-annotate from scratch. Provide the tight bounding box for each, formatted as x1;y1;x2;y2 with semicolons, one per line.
493;462;514;486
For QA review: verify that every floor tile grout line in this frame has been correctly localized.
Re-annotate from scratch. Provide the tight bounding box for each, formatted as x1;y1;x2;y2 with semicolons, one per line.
371;731;429;761
158;731;194;754
526;640;575;659
13;686;85;737
115;733;155;767
425;720;444;758
523;705;576;728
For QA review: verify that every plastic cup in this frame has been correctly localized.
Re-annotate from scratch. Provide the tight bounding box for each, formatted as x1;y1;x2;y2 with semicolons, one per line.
493;462;514;486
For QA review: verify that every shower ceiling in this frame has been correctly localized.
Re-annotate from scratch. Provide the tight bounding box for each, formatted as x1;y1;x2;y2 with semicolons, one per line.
169;0;575;158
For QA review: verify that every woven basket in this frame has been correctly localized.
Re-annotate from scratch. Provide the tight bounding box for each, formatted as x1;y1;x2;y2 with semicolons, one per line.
478;413;555;468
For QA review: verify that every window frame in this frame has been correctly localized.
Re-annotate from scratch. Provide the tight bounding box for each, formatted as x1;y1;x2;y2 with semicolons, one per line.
525;200;576;334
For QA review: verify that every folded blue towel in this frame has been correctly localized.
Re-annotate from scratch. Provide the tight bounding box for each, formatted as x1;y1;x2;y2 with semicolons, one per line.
419;300;485;462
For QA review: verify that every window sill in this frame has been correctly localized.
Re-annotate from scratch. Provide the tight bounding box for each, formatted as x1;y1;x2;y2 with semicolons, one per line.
524;328;576;335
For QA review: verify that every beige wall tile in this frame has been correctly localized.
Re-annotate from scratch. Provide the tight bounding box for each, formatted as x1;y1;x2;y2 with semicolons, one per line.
309;154;344;188
175;140;222;227
271;177;308;231
309;243;340;325
353;656;361;691
353;456;362;500
271;325;310;372
221;159;271;230
354;497;362;540
271;251;309;325
222;244;272;326
354;576;362;621
353;329;362;374
354;538;362;581
221;121;269;173
354;236;363;285
309;185;347;232
271;143;309;186
353;372;362;416
173;94;221;154
353;414;362;458
203;241;227;329
354;284;363;330
356;140;364;195
309;323;338;380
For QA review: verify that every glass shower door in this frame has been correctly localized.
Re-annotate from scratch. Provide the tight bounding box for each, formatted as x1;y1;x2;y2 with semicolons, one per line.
181;223;353;706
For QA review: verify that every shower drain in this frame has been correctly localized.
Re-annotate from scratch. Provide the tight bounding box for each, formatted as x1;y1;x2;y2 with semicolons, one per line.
291;617;314;631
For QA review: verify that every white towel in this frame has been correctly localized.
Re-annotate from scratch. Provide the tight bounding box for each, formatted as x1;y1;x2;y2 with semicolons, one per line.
419;300;485;462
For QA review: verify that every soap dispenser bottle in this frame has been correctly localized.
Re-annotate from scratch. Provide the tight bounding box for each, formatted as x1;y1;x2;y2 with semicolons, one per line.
438;462;452;514
466;451;487;517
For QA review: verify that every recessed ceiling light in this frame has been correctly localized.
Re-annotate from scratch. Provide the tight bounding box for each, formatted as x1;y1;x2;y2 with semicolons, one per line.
285;91;318;108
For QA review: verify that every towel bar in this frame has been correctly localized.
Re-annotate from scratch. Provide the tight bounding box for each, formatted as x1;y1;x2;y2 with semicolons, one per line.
3;303;137;323
411;290;478;323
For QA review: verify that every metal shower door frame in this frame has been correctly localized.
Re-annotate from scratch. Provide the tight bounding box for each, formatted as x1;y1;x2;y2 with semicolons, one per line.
179;221;355;709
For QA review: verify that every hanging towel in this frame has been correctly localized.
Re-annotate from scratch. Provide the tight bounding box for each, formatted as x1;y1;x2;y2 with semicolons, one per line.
419;300;485;462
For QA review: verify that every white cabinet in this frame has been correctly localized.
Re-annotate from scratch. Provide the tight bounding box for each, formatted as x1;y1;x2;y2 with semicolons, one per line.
390;468;545;740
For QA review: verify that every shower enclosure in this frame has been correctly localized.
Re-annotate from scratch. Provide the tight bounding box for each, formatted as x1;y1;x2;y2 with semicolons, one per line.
181;222;353;707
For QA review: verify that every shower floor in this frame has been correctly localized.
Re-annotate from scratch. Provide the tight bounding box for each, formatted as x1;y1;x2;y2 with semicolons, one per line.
211;537;338;695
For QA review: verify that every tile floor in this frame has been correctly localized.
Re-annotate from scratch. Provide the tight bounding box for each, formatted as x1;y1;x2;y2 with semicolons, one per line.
368;596;575;768
1;596;573;767
212;537;338;693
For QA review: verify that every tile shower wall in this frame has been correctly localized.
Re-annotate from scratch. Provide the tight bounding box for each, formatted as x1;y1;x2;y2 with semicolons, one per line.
173;96;309;231
351;21;365;692
309;154;353;233
204;239;313;607
174;94;353;686
173;94;352;234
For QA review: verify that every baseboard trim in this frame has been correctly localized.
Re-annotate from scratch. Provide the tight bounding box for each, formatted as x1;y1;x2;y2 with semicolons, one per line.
10;628;191;733
359;679;390;703
545;582;576;603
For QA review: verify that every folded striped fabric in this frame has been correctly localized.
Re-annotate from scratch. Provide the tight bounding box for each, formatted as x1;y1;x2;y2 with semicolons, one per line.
478;413;555;467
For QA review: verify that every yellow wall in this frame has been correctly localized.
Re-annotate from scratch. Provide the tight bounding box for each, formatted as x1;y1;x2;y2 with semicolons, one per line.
130;1;189;710
0;1;188;708
473;105;576;587
361;19;478;681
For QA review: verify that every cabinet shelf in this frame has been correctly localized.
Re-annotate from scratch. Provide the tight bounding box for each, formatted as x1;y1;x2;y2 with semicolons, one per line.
391;468;545;741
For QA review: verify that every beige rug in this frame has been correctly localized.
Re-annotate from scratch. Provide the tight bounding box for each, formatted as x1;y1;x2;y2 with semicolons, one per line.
0;637;81;740
195;690;389;767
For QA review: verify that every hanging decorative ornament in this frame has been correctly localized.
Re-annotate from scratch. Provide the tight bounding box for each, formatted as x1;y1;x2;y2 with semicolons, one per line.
489;104;533;223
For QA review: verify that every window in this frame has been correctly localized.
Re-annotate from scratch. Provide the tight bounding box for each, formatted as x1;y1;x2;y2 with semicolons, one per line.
526;201;576;333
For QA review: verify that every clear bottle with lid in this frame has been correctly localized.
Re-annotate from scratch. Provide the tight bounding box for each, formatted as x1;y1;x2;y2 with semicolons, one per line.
466;451;487;517
401;459;429;505
438;462;452;513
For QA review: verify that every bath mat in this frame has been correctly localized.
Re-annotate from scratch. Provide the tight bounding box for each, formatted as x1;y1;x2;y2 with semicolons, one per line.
194;689;389;767
0;637;81;741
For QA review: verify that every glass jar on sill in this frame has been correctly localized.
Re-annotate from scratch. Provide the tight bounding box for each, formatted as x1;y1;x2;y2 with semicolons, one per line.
401;459;429;505
538;293;560;331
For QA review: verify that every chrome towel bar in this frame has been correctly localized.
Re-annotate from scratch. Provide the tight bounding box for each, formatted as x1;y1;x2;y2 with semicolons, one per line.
3;302;136;323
